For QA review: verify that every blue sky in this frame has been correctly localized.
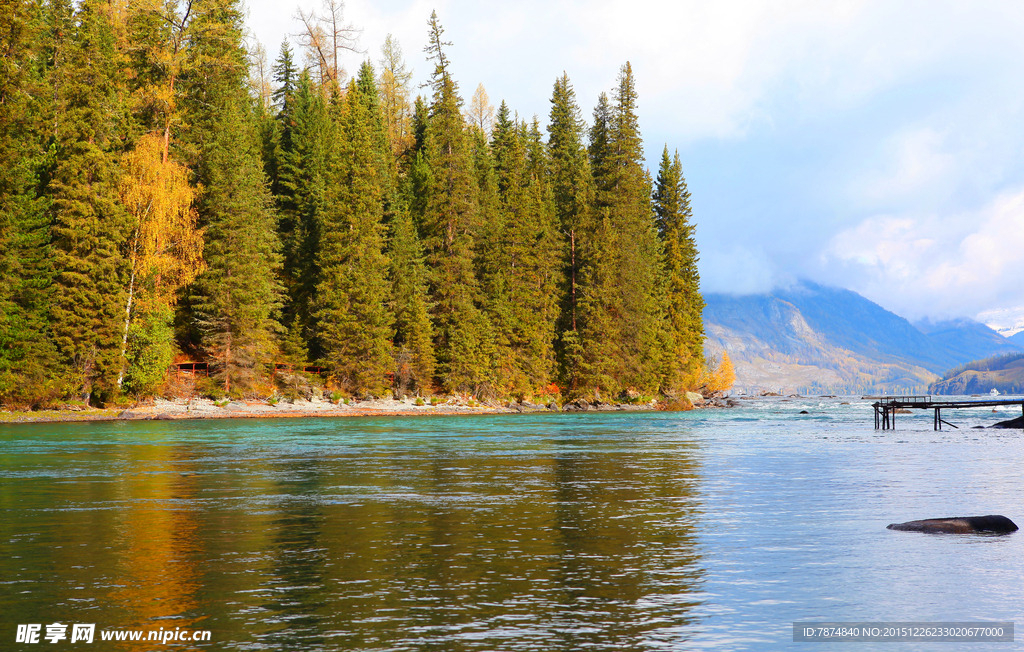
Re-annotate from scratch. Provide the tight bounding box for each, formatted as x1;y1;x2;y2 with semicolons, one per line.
245;0;1024;332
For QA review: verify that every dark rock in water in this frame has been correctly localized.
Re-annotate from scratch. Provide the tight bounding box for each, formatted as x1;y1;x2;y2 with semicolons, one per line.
799;410;810;414
991;415;1024;429
153;413;174;421
887;515;1018;534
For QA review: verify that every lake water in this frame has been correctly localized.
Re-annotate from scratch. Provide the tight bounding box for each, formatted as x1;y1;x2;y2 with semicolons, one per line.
2;397;1023;650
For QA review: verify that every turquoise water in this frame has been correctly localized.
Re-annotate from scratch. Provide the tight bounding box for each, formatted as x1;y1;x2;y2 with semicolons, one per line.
2;397;1023;650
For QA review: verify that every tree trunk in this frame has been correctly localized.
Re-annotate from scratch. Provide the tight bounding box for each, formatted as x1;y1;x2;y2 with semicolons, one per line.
116;228;142;390
570;228;577;331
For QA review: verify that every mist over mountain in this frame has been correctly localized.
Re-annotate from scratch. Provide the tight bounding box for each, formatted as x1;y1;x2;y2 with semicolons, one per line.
703;281;1022;394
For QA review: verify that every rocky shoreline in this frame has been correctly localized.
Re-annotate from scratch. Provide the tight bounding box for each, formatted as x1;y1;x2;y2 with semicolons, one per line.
0;393;736;425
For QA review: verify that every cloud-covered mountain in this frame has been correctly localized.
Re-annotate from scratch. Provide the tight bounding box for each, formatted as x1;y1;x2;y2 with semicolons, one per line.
703;281;1022;394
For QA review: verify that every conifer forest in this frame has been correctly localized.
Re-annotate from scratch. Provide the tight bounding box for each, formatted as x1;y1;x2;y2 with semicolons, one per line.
0;0;718;407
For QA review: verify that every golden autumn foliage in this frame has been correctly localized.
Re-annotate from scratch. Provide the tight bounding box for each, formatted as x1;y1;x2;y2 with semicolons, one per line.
705;351;736;394
119;133;204;306
378;34;414;158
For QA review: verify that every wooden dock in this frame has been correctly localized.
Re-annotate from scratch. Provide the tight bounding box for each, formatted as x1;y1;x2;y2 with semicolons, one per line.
869;395;1024;430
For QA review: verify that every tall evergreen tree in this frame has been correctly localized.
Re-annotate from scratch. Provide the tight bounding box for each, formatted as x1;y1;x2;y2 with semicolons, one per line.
522;118;564;388
274;69;330;351
190;100;282;396
0;0;58;405
547;73;595;391
576;62;668;397
48;0;133;404
472;106;507;389
480;107;562;395
653;146;704;389
406;96;432;224
389;207;436;394
259;42;296;202
182;0;282;395
588;92;613;194
271;42;297;111
420;12;492;394
314;68;394;395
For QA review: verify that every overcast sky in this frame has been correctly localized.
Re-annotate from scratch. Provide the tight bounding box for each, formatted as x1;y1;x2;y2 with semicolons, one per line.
244;0;1024;330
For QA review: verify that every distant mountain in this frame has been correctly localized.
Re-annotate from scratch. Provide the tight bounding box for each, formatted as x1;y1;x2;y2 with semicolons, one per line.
703;281;1023;394
1011;331;1024;347
914;318;1023;366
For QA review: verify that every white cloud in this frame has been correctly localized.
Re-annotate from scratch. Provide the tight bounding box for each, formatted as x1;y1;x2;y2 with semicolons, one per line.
699;244;778;295
855;127;956;205
822;191;1024;318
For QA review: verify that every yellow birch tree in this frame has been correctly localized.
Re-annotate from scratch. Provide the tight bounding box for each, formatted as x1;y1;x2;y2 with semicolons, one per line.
117;133;204;391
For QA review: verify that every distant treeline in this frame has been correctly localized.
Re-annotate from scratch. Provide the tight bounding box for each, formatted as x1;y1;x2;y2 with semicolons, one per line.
938;353;1024;381
0;0;713;407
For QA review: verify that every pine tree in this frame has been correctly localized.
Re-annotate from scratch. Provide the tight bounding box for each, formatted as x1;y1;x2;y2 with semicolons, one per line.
547;73;594;391
588;92;613;194
406;96;432;223
271;42;297;111
0;0;59;406
522;119;564;390
576;62;668;397
260;42;296;202
314;66;394;396
388;207;436;394
653;146;704;389
420;12;492;395
274;69;330;352
473;106;509;390
480;107;562;396
48;0;133;404
182;0;283;395
190;100;282;396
